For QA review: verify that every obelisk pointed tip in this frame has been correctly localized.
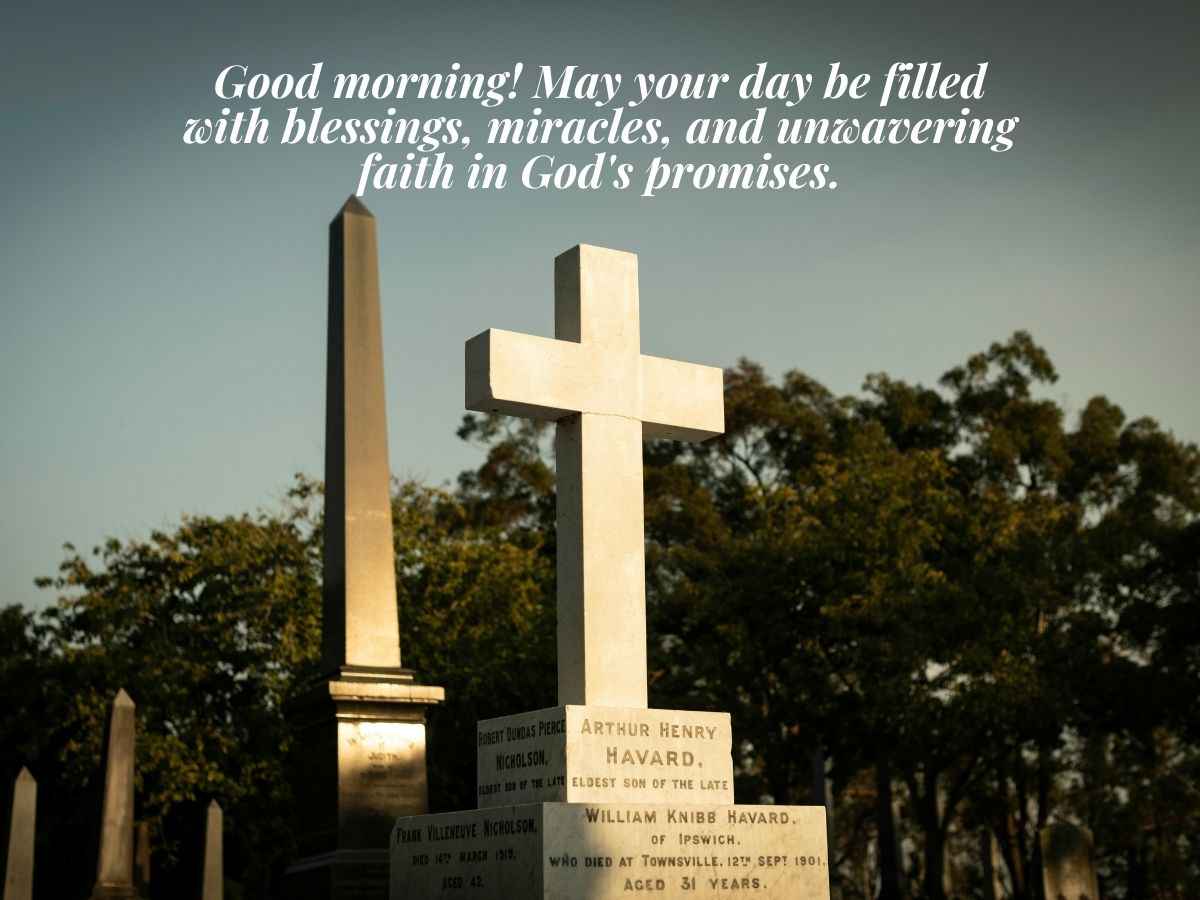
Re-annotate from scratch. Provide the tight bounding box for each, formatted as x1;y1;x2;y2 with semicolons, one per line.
114;688;135;708
208;799;221;811
16;766;34;783
338;195;374;219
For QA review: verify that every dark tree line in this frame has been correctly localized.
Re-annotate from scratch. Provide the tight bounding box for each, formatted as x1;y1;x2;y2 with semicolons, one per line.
2;332;1196;898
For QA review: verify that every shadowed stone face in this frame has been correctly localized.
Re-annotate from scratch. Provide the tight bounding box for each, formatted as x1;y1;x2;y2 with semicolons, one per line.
465;244;724;709
4;767;36;900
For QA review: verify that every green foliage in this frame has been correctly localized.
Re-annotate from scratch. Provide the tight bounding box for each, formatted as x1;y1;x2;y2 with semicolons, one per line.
390;481;555;810
635;334;1198;899
28;477;323;897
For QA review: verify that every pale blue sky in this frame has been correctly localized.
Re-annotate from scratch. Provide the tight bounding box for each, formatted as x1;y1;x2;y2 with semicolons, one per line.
2;0;1197;610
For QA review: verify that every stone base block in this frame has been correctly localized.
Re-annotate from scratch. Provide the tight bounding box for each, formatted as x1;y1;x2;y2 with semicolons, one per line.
476;706;734;807
282;848;390;900
288;670;444;860
390;802;830;899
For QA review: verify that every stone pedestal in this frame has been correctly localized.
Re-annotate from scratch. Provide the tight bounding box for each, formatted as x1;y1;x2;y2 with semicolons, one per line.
391;705;828;900
424;243;826;897
284;670;444;900
391;801;829;900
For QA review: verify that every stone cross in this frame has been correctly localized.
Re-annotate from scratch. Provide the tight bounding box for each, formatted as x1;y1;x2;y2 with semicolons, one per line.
1041;823;1099;900
202;801;222;900
466;245;724;708
3;768;35;900
91;689;136;900
322;196;403;673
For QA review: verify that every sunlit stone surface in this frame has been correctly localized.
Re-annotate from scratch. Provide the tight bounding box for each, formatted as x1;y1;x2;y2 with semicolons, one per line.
390;803;830;900
389;244;826;900
476;706;733;808
466;245;723;709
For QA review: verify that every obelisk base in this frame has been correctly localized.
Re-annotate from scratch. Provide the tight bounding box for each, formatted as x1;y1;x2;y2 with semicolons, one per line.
283;669;444;900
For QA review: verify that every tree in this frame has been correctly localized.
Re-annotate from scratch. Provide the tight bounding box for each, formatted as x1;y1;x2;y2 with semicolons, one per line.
389;481;555;811
14;474;558;898
31;477;323;898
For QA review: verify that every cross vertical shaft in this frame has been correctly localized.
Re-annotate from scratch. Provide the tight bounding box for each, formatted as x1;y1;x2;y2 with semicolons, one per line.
554;248;647;707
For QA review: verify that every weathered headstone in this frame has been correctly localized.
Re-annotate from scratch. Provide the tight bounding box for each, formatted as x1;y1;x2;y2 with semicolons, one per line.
202;801;222;900
390;245;830;899
283;198;444;900
92;689;136;900
3;768;36;900
1041;823;1099;900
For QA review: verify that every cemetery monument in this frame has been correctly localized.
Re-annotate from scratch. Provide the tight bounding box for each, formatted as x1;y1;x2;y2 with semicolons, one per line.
283;198;445;900
389;244;831;898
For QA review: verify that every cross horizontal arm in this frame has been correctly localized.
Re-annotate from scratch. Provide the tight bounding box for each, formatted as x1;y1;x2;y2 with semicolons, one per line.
640;355;725;442
466;328;632;421
467;328;726;441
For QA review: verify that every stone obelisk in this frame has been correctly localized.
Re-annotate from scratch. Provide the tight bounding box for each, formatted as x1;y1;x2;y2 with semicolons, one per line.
283;198;444;900
3;768;36;900
202;802;222;900
92;690;136;900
